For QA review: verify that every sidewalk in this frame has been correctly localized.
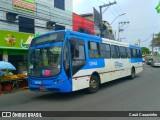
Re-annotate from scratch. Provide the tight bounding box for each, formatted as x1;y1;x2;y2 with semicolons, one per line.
1;87;29;96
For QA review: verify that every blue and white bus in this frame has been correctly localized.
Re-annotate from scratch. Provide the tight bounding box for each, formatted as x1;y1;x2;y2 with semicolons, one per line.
28;30;143;93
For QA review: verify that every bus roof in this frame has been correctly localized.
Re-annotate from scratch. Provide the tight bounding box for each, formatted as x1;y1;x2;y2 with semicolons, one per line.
129;45;141;49
102;38;129;47
33;30;141;49
67;30;102;41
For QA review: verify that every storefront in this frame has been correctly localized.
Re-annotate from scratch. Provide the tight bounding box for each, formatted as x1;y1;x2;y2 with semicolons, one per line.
0;0;73;93
0;29;34;74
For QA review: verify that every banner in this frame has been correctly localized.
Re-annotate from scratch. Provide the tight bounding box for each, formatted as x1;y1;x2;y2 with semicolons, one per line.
12;0;35;12
0;30;34;49
0;111;160;117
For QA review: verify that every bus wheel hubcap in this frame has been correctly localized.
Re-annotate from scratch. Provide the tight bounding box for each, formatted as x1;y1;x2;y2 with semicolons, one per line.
90;80;97;89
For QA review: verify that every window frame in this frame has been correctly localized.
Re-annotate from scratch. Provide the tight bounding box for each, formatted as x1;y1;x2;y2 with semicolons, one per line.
70;38;86;61
100;43;111;58
54;0;65;10
131;48;137;58
119;46;127;58
111;45;120;58
88;41;100;59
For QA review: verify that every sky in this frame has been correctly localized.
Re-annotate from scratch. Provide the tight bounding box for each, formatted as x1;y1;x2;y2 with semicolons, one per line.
73;0;160;50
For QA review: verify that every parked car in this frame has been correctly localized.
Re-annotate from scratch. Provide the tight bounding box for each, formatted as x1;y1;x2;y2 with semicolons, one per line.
146;58;153;65
151;60;160;67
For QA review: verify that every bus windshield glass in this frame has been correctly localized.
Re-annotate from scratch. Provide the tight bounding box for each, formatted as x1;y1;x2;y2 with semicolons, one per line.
28;43;62;77
31;32;65;46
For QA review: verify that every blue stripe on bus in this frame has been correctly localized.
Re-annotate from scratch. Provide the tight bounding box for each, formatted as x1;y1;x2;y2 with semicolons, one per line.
129;45;141;49
131;58;142;63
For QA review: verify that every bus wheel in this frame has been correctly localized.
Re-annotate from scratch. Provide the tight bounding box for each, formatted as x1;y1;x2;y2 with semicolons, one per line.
130;68;135;79
87;75;99;94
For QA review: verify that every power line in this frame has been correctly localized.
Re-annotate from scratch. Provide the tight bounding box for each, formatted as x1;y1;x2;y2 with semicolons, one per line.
96;0;105;4
105;0;129;22
99;1;117;36
116;3;129;21
141;35;152;42
96;0;116;17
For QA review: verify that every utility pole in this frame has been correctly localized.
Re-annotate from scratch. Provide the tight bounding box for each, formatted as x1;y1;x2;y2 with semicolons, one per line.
118;21;129;41
99;1;117;37
138;39;141;47
118;23;123;41
152;33;155;56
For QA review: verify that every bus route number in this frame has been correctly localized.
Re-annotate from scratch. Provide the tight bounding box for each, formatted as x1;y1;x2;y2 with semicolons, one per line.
89;61;98;66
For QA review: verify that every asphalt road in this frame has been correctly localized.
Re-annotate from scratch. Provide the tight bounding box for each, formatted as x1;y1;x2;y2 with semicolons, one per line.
0;65;160;120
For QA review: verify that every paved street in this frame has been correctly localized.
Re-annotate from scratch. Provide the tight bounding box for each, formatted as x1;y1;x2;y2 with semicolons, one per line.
0;65;160;120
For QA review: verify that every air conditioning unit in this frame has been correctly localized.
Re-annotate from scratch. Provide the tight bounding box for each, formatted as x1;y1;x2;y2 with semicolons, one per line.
6;12;17;22
46;21;56;29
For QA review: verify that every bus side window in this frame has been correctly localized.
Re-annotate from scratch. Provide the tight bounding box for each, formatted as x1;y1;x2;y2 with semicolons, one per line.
100;43;111;58
120;46;127;58
70;42;85;60
88;41;100;58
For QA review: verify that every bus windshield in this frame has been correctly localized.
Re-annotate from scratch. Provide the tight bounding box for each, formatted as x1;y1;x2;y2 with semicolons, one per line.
28;44;62;77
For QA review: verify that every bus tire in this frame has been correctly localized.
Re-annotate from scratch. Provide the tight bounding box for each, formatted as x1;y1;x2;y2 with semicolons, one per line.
87;75;100;94
129;68;135;79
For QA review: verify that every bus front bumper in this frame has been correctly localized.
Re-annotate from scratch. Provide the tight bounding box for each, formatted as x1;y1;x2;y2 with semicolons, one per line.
28;79;72;93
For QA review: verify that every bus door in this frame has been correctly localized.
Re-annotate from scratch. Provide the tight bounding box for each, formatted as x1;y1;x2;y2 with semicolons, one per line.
68;37;86;77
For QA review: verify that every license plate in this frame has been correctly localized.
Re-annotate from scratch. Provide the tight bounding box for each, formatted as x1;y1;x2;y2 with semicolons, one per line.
39;86;46;90
34;81;42;85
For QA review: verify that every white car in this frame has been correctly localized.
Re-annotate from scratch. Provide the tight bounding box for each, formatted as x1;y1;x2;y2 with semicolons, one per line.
151;60;160;67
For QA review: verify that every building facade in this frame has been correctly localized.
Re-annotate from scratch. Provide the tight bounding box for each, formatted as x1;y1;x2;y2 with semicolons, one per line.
73;13;94;35
0;0;73;74
80;13;100;36
80;13;115;39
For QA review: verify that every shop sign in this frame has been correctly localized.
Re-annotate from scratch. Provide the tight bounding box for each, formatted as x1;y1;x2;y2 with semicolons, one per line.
12;0;35;12
0;30;34;49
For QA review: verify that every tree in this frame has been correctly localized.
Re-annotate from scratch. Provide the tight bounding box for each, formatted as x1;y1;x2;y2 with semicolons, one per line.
142;47;150;54
151;32;160;47
156;1;160;13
